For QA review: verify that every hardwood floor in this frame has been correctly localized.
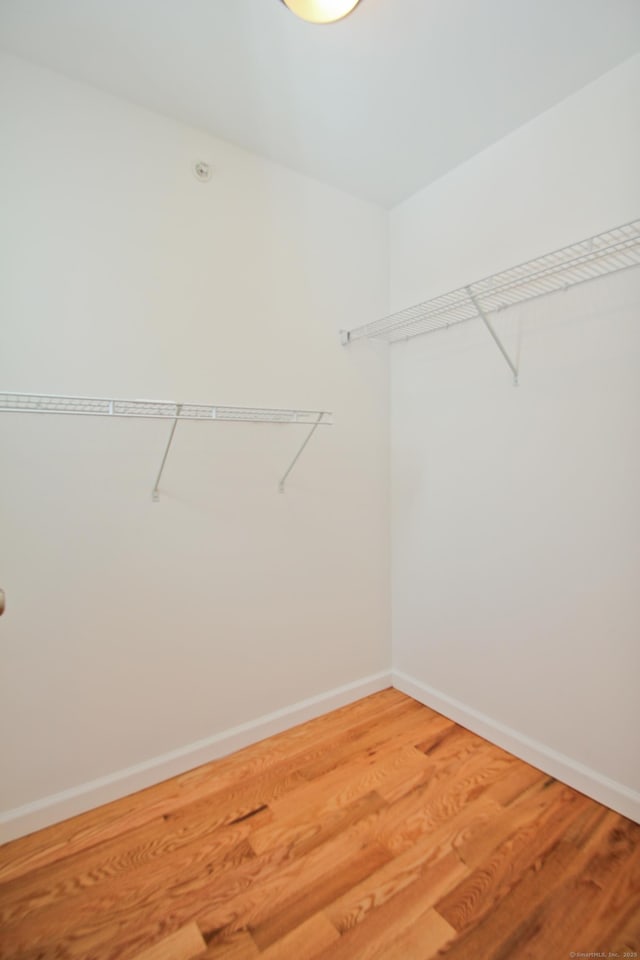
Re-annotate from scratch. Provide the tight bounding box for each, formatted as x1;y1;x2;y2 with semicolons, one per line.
1;688;638;960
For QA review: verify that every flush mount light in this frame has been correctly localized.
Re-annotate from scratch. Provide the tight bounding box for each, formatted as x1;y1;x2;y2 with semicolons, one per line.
280;0;361;24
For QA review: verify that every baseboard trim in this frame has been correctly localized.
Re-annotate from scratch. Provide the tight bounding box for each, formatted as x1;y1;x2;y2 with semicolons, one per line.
0;671;392;843
393;670;640;824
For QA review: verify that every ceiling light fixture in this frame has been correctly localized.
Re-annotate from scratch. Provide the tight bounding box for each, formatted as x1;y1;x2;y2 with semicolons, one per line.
280;0;361;25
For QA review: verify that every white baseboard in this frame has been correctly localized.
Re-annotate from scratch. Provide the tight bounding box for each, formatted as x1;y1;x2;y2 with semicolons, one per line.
393;670;640;824
0;671;392;843
5;667;636;843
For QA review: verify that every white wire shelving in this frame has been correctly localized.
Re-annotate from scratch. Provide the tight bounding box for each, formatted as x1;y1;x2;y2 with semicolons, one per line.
0;392;332;499
342;218;640;383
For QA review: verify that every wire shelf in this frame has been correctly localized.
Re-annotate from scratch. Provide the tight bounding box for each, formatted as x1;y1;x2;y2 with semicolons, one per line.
0;393;333;426
344;219;640;345
0;393;333;498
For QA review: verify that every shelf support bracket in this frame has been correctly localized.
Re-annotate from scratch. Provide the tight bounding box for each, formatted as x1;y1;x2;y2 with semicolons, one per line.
152;404;182;502
279;413;325;494
466;287;519;385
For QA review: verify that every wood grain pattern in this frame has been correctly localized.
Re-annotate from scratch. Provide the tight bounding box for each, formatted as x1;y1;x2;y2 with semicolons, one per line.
202;932;259;959
325;826;474;934
0;688;408;885
0;688;638;960
129;923;206;960
375;908;455;960
254;913;339;960
436;784;589;933
312;853;464;960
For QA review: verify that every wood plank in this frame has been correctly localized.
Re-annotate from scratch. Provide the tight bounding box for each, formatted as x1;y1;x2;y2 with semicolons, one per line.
446;808;638;958
0;804;272;929
296;705;440;782
311;851;466;960
377;748;438;805
201;833;391;949
249;789;386;860
481;760;548;806
453;778;576;869
375;908;455;959
0;823;257;943
436;784;589;934
595;825;640;951
514;813;640;958
326;805;489;934
130;922;206;960
202;931;260;959
562;796;611;848
154;770;297;838
325;851;469;934
416;724;486;764
326;846;468;937
414;720;461;757
606;895;640;953
256;913;339;960
249;843;390;950
268;744;432;823
433;840;583;959
376;743;514;855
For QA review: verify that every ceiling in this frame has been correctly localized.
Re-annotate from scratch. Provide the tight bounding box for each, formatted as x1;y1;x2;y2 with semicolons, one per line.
1;0;639;207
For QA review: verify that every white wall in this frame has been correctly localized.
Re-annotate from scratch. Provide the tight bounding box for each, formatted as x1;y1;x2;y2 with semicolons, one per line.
390;55;640;820
0;54;390;838
3;48;639;841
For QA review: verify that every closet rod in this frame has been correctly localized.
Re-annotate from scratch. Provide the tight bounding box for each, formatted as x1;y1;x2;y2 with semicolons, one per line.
341;218;640;350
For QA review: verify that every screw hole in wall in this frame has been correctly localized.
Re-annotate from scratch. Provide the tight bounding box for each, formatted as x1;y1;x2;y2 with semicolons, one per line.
193;161;212;182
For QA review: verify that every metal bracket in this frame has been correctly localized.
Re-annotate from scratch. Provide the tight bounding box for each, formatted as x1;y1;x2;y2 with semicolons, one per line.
279;412;325;493
466;287;519;385
152;404;182;502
